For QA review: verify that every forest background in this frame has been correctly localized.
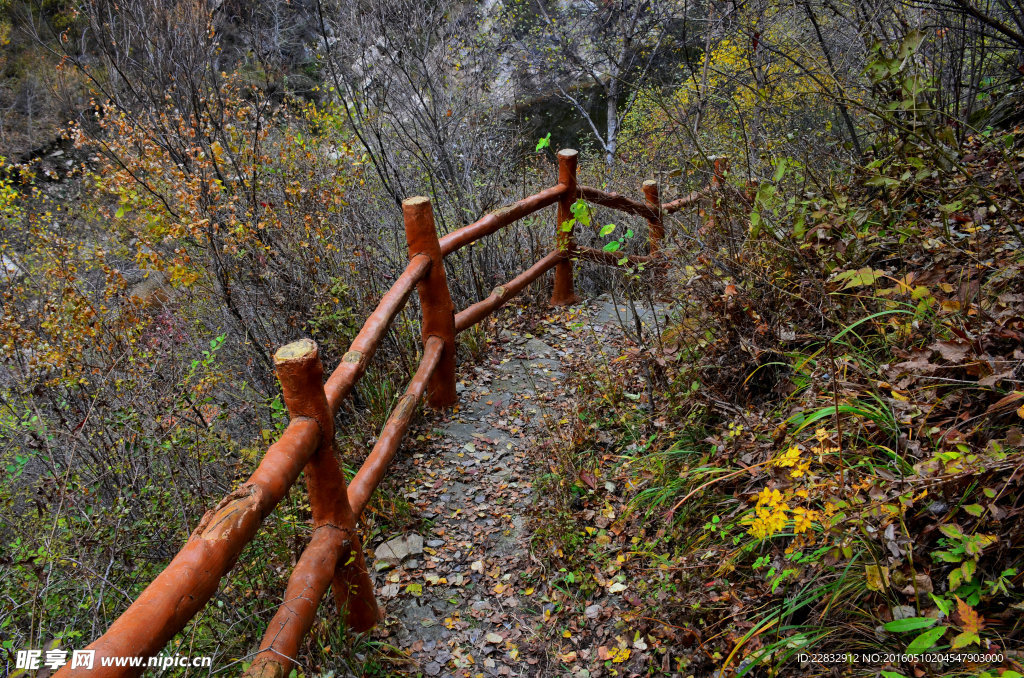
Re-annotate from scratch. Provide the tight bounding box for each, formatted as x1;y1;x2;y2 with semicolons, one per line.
1;0;1024;675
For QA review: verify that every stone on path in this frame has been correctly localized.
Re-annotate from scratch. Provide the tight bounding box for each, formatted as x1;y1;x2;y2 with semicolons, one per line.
376;533;424;566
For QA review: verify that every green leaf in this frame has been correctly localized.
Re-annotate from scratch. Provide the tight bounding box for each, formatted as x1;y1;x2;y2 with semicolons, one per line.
948;568;963;591
884;617;937;632
599;223;616;237
772;158;788;183
905;625;946;654
881;672;910;678
835;266;884;289
535;133;551;152
616;257;628;266
951;629;980;650
115;205;126;218
929;594;952;617
570;199;591;227
898;29;924;60
602;241;620;253
939;524;963;540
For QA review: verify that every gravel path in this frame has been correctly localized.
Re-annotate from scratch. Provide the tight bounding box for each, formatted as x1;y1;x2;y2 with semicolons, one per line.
364;296;668;677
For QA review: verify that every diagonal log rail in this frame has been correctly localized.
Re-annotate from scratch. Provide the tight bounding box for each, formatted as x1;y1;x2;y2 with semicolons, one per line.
56;150;723;677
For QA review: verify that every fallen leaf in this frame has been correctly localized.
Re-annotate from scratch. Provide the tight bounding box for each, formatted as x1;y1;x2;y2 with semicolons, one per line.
931;340;970;363
865;565;890;592
951;597;983;649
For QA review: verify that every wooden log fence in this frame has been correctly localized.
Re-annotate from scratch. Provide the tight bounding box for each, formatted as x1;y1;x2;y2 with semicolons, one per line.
54;150;725;677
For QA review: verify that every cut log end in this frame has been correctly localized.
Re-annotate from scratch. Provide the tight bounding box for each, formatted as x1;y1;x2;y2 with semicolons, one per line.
274;338;318;364
557;148;578;159
245;658;285;678
642;179;658;188
403;195;431;207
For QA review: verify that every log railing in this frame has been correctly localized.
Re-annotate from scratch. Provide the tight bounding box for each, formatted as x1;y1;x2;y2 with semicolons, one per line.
55;149;721;677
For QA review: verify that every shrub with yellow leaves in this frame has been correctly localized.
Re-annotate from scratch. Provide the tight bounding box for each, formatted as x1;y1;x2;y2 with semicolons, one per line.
742;429;839;543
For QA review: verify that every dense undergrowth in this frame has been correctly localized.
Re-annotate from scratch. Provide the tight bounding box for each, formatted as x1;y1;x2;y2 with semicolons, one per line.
527;125;1024;677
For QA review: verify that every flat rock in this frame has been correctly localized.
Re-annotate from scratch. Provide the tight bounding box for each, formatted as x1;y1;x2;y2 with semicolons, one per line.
377;533;424;564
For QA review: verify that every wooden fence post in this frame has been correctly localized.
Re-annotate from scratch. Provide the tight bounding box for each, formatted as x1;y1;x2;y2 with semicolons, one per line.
642;179;663;257
701;156;729;235
403;196;457;408
550;148;580;306
273;339;379;632
710;156;729;231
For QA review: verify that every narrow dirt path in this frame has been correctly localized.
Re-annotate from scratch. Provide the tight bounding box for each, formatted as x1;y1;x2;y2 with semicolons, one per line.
366;296;666;677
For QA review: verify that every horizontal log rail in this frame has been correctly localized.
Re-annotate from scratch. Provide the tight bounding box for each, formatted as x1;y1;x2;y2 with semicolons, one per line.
438;184;565;256
578;184;661;222
662;189;703;214
58;149;724;677
573;245;655;268
454;249;565;333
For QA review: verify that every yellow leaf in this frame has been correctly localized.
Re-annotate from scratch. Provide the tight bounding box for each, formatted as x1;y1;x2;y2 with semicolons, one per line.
865;565;890;592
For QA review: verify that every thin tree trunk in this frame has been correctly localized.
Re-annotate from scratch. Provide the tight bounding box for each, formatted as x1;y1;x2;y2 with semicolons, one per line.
606;77;620;166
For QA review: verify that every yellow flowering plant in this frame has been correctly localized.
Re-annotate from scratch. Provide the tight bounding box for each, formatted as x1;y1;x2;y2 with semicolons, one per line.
742;428;838;545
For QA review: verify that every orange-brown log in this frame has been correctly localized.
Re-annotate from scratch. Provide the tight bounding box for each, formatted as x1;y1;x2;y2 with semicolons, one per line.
661;190;704;214
577;185;660;222
404;197;457;408
642;180;663;256
245;525;346;678
550;149;580;306
324;254;431;414
704;156;730;234
455;250;564;333
275;341;345;531
273;340;379;634
437;185;565;256
55;419;320;678
574;246;655;268
348;335;444;518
